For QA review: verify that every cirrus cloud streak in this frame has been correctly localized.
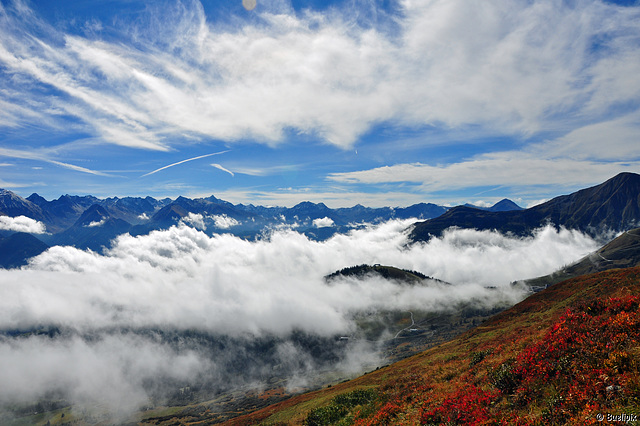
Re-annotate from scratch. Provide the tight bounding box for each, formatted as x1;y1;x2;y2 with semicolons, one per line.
0;0;638;151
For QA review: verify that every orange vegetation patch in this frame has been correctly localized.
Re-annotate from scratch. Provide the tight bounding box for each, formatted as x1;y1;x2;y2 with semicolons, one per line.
258;387;289;400
222;266;640;425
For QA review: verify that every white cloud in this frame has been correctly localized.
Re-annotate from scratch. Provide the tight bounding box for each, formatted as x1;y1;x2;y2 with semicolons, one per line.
0;147;111;177
323;108;640;200
526;198;550;208
4;220;596;334
181;212;207;230
0;333;207;417
0;215;46;234
327;154;640;191
538;114;640;161
0;179;27;189
181;213;239;230
469;201;493;208
211;163;234;177
0;219;599;415
313;216;335;228
210;214;239;229
217;164;303;177
0;0;638;150
85;218;106;228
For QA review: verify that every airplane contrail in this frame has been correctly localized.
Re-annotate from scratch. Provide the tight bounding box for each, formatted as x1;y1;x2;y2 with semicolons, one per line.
212;163;234;177
141;151;229;177
0;148;112;177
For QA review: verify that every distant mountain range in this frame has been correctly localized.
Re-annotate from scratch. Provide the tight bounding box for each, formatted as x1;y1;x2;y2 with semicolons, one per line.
2;172;640;269
0;190;458;268
2;192;453;239
410;172;640;243
463;198;524;212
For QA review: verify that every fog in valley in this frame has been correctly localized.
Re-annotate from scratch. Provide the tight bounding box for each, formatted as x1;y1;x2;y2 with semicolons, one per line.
0;219;599;419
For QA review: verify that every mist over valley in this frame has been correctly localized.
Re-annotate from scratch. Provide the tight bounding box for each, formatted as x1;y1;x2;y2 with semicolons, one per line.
1;0;639;421
0;179;623;423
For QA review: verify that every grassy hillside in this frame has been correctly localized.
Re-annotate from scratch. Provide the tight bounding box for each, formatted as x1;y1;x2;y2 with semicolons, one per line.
220;266;640;425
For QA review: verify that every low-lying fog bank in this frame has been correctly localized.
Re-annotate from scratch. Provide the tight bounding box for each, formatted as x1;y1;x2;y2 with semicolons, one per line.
0;219;598;419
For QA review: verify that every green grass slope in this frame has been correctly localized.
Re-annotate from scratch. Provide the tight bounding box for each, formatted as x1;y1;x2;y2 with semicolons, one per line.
220;266;640;425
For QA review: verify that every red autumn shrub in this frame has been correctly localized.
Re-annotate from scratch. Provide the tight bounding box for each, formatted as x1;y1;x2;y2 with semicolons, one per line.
420;384;499;425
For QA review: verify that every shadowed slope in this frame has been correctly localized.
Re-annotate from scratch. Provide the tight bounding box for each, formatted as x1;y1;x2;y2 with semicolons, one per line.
410;172;640;242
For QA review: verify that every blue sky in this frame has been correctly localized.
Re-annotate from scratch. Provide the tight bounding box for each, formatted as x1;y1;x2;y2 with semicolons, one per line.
0;0;639;207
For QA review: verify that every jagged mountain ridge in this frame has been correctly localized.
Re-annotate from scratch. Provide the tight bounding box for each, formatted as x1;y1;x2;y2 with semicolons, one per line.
410;172;640;242
1;192;455;234
0;189;48;222
0;232;49;269
464;198;524;212
4;172;640;266
52;205;133;250
0;190;457;263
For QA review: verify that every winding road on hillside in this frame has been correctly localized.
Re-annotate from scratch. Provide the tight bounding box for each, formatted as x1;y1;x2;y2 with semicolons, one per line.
394;311;416;339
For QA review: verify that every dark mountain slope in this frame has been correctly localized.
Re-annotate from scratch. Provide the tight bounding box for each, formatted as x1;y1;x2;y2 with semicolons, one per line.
325;264;435;284
0;232;49;268
411;172;640;242
27;193;98;232
52;205;132;251
73;204;111;227
284;201;332;221
529;171;640;232
149;203;190;228
486;198;523;212
412;205;526;237
99;196;164;223
463;199;523;212
149;196;254;228
332;204;394;223
393;202;448;219
0;190;47;222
